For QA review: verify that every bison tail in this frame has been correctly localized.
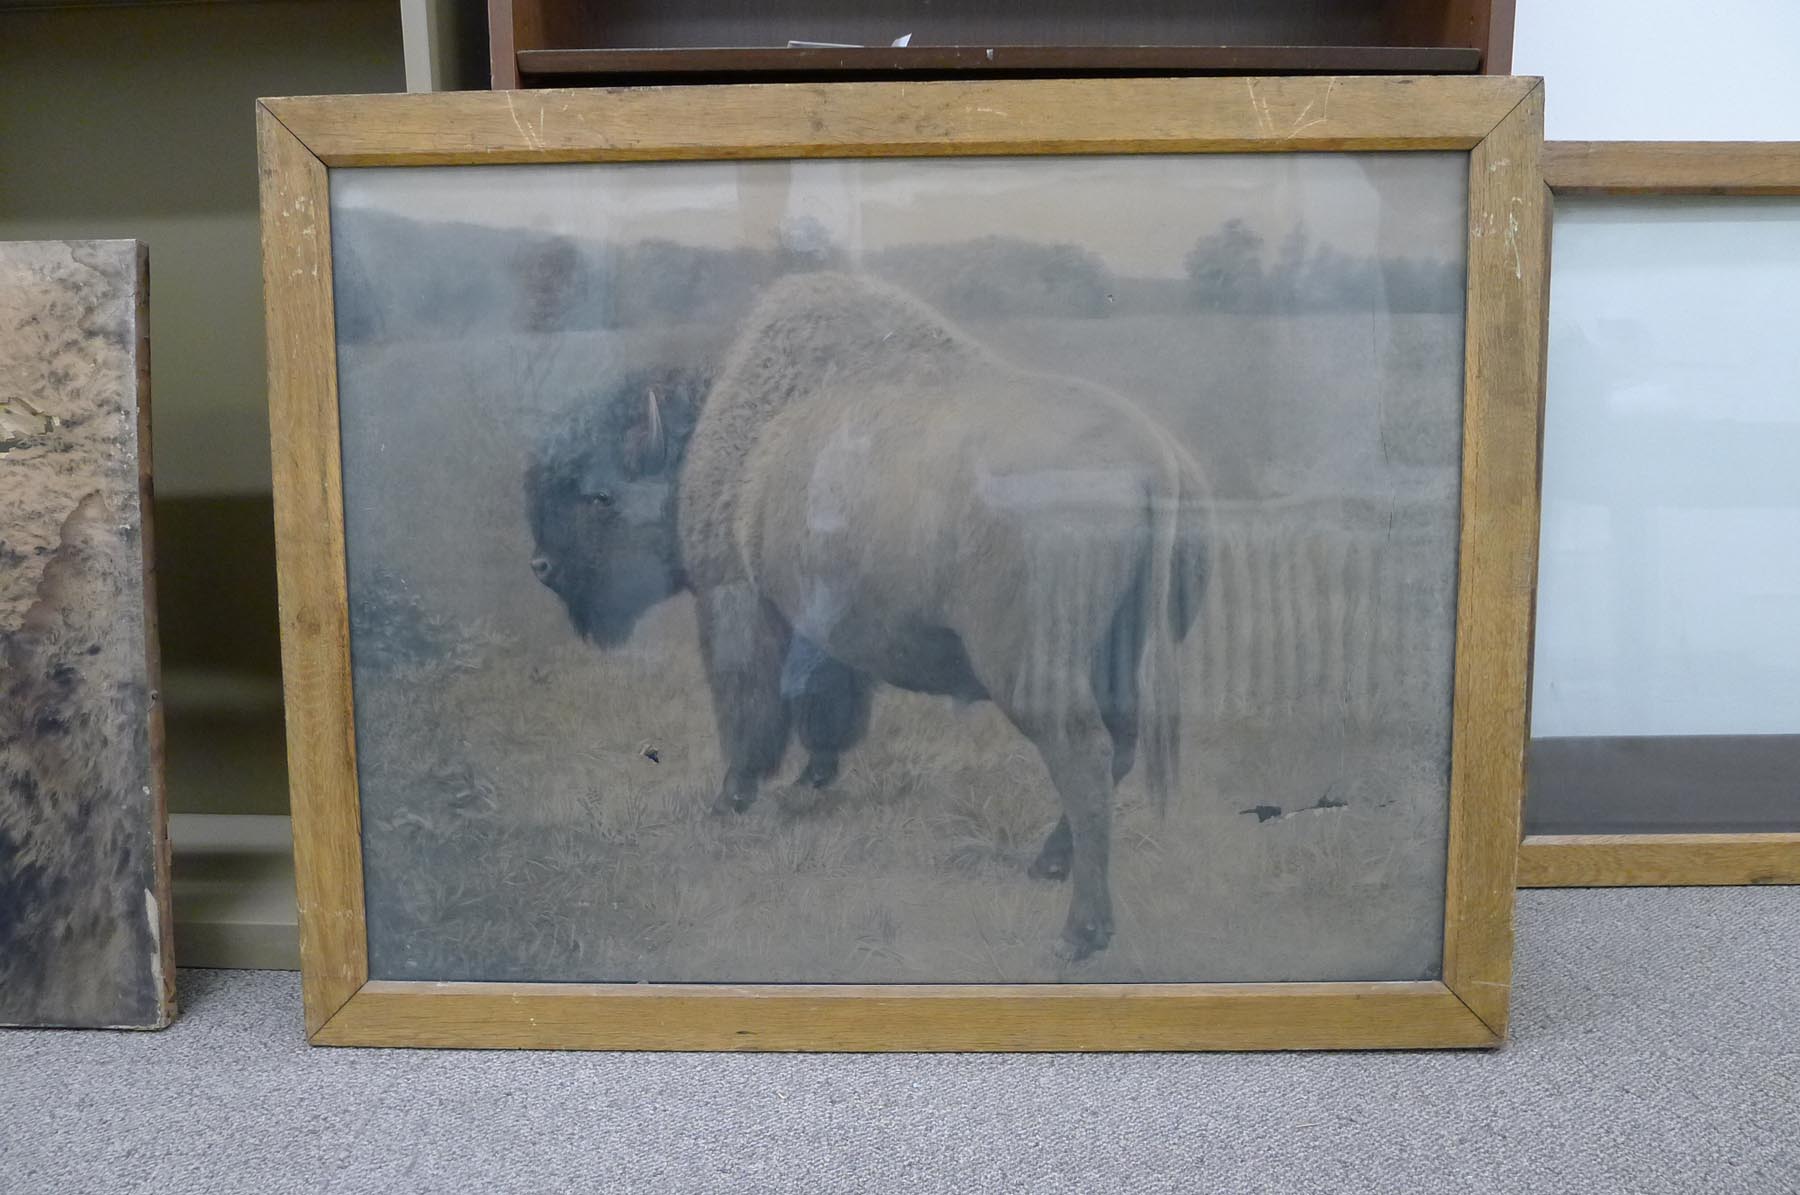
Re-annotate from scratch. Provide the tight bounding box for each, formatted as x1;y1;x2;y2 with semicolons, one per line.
1139;475;1184;819
1170;451;1210;642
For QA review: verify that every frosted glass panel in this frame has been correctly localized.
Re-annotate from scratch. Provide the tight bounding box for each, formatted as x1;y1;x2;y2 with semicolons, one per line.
1528;198;1800;835
1532;198;1800;741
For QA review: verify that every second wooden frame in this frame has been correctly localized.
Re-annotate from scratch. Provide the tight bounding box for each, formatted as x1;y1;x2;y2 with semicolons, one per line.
1520;142;1800;889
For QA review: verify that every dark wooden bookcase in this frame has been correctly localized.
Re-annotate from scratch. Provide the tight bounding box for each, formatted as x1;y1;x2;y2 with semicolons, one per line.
488;0;1515;89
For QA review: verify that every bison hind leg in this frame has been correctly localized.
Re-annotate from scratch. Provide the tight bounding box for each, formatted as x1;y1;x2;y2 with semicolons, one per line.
1008;706;1119;960
1028;596;1144;884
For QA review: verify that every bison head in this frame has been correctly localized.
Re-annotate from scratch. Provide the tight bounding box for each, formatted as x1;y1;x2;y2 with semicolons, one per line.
525;366;705;646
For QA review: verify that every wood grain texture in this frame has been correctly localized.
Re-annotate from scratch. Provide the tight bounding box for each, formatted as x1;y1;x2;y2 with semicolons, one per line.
513;45;1484;83
264;75;1539;167
1469;0;1516;75
134;243;178;1022
1379;0;1512;73
1518;835;1800;888
316;980;1497;1051
1544;141;1800;196
256;104;368;1038
262;77;1539;1050
486;0;519;88
1439;81;1545;1039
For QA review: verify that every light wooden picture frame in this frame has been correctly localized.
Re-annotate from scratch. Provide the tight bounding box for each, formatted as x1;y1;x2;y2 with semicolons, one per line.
1519;142;1800;890
259;76;1546;1051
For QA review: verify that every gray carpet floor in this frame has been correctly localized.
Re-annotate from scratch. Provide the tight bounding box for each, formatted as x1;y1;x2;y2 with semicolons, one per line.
2;888;1796;1194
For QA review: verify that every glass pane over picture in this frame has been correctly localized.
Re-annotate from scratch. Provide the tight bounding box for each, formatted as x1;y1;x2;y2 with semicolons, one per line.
1530;197;1800;835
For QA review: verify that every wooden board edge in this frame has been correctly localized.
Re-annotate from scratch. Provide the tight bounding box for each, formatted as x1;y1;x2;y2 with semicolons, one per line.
1544;141;1800;195
1518;834;1800;887
256;102;369;1038
261;75;1538;167
1439;79;1546;1040
313;979;1499;1051
127;241;178;1027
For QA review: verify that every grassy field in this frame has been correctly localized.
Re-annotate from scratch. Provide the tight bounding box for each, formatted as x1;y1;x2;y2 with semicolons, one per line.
339;306;1462;984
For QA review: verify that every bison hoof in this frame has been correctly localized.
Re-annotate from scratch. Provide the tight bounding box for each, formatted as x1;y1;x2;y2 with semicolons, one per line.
796;754;840;789
1056;919;1114;963
709;789;756;816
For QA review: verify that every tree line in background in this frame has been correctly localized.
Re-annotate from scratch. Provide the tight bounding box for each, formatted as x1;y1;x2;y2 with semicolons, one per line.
1184;220;1463;314
332;210;1463;343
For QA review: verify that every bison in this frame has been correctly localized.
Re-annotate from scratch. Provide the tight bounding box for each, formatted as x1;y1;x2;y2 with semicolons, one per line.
527;272;1207;959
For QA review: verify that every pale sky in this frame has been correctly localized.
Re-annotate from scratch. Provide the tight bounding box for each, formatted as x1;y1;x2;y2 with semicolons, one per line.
332;153;1467;279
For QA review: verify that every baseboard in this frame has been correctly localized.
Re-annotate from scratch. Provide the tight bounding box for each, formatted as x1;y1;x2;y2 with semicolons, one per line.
170;814;300;970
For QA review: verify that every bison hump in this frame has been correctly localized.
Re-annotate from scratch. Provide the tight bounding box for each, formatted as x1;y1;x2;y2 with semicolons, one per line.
677;272;995;587
722;272;987;398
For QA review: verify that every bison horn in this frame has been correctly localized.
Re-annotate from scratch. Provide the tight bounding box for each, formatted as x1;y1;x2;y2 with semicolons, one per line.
623;387;669;477
643;387;666;465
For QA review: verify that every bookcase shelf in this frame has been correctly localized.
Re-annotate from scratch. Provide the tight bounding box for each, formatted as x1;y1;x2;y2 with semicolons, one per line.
514;43;1484;85
490;1;1515;88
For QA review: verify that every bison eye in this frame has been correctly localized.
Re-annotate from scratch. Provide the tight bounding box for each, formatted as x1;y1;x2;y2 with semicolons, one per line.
588;490;614;507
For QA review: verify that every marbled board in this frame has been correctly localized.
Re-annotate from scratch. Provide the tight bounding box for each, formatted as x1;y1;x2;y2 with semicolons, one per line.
0;240;172;1028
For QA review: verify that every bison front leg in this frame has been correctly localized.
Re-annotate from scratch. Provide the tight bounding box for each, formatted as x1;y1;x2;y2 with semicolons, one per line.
789;644;872;790
967;627;1119;958
1028;816;1073;881
696;583;792;815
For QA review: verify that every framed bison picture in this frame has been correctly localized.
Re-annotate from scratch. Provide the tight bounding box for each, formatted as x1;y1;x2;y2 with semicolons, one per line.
258;76;1546;1050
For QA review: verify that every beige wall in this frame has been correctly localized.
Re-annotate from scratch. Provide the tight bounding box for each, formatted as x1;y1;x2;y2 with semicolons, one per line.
2;0;406;813
2;0;405;495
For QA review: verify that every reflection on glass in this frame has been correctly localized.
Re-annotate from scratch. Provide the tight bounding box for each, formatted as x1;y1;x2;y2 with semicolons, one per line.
330;154;1470;982
1530;197;1800;834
